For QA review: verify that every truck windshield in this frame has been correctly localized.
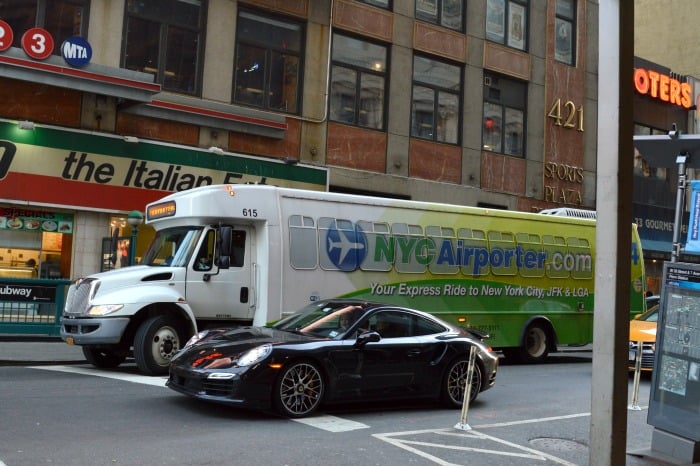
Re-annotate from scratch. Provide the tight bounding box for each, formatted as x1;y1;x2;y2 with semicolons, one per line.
140;227;203;267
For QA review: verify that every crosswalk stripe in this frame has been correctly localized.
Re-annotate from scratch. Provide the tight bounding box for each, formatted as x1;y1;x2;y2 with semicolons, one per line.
30;365;168;387
292;415;369;432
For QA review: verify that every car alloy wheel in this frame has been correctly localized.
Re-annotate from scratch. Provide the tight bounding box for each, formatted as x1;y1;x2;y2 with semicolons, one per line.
274;361;324;418
443;356;482;407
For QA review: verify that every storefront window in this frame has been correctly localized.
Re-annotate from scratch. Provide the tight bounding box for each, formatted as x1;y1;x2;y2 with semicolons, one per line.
330;34;387;130
103;215;153;271
233;9;304;114
416;0;464;32
0;0;88;55
123;0;204;95
486;0;528;51
0;207;73;279
482;72;527;157
411;55;461;145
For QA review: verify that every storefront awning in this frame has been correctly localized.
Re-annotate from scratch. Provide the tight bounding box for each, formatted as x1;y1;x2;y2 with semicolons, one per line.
123;92;288;140
634;133;700;168
0;47;160;103
641;238;672;253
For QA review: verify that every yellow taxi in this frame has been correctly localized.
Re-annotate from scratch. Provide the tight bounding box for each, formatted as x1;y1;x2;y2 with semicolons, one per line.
628;304;659;371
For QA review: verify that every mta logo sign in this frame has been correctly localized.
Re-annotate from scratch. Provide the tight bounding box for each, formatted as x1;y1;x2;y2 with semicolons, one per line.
61;36;92;67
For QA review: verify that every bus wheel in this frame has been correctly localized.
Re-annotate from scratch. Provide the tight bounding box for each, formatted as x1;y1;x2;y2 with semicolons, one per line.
82;346;127;368
521;323;550;363
134;315;182;376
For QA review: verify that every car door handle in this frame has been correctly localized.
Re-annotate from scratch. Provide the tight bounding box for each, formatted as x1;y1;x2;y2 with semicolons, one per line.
407;349;422;357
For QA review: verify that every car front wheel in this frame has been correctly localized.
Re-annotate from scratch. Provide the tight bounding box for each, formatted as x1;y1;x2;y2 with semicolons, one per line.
441;355;483;408
273;361;324;418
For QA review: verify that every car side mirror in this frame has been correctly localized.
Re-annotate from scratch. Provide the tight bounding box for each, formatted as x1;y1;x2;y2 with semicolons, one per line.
354;331;381;347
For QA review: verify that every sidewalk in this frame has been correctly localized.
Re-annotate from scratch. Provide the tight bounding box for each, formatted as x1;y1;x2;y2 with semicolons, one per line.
0;337;86;365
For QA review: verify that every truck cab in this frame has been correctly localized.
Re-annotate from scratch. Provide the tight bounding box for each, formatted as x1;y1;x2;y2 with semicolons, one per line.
61;223;255;375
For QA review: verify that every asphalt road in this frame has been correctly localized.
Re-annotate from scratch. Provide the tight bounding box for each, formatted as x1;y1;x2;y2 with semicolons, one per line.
0;344;674;466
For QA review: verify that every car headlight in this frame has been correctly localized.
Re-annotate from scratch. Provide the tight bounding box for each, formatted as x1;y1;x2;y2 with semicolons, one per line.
87;304;124;316
237;344;272;367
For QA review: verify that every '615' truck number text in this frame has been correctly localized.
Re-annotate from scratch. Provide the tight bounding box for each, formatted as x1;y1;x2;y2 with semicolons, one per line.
242;209;258;217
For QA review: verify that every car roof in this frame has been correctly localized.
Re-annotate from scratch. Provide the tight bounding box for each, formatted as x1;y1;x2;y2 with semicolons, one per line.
310;299;454;323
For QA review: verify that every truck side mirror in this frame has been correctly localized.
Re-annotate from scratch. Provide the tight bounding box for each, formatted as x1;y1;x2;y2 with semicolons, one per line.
218;226;232;270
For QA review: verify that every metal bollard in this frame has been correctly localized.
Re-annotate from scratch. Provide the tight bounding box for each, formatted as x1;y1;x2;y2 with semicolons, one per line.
454;345;477;430
628;341;643;411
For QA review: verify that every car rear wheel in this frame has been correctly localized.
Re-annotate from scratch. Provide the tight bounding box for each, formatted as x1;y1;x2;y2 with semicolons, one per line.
441;355;482;408
133;315;182;376
273;361;324;418
82;346;127;368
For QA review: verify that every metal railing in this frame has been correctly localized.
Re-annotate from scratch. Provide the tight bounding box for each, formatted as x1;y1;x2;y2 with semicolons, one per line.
0;278;71;336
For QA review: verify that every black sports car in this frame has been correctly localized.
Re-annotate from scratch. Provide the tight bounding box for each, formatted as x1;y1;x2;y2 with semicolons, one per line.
166;299;499;418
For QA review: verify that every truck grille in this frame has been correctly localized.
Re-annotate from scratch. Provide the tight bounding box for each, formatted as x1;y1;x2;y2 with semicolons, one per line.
64;278;99;315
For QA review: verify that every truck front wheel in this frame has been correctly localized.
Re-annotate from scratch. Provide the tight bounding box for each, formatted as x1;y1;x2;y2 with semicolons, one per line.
133;316;183;376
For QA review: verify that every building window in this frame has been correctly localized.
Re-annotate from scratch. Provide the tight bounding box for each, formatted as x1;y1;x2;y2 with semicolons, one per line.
233;9;303;114
416;0;464;31
482;72;526;157
330;34;387;130
555;0;575;65
123;0;204;95
358;0;391;9
411;55;461;145
485;0;528;51
634;125;667;180
0;0;88;55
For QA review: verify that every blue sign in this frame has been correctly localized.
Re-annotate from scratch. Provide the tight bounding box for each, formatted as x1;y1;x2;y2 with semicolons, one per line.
325;226;367;271
61;36;92;67
686;180;700;254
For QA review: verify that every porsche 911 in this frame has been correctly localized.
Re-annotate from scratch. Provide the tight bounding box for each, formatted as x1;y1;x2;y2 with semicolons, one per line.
166;299;498;418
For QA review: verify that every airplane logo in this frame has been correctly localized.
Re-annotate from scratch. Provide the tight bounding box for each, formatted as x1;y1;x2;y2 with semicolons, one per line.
326;227;367;271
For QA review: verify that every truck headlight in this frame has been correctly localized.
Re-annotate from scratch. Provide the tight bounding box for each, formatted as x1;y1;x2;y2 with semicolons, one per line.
87;304;124;316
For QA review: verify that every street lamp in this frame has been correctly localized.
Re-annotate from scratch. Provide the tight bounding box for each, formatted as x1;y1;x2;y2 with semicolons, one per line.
127;210;144;265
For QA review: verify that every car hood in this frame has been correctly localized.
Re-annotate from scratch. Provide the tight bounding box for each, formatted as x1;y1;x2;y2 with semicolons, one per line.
629;320;656;343
173;327;314;367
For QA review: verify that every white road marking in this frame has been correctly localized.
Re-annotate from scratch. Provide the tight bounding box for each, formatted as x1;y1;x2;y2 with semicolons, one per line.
31;366;369;432
293;414;369;432
371;412;619;466
30;365;168;387
25;364;636;465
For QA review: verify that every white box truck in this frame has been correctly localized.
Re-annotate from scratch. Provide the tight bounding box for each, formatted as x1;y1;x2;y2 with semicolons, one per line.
61;184;646;374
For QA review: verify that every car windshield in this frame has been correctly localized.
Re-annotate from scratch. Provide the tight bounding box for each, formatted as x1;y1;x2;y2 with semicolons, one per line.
640;305;659;322
273;302;364;338
140;226;203;267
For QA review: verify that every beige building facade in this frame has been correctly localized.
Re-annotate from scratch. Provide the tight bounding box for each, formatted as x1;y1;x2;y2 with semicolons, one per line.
0;0;598;280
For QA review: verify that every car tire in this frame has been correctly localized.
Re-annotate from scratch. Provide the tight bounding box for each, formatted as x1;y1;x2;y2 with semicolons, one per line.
82;346;127;368
441;355;483;408
520;322;550;364
272;360;324;418
133;315;182;376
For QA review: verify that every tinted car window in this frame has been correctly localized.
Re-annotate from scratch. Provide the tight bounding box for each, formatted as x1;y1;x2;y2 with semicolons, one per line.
413;314;448;336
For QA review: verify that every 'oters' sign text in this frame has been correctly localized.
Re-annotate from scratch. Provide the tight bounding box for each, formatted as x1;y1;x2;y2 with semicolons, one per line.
634;68;692;109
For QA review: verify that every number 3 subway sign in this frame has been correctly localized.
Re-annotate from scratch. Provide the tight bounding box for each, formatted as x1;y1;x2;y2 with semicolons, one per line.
0;121;327;212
